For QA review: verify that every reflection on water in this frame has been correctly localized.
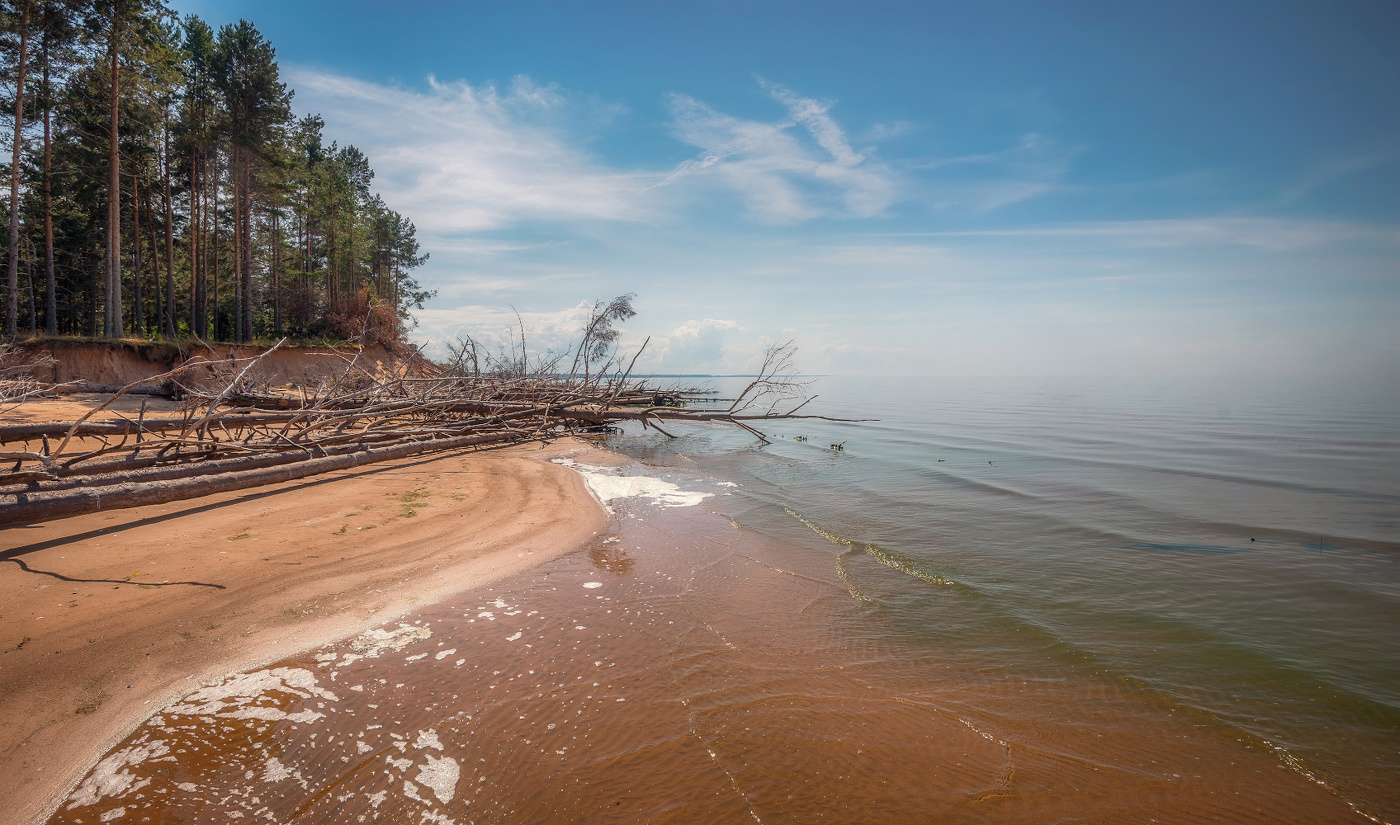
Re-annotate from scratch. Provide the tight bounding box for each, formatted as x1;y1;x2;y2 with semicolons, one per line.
51;377;1400;823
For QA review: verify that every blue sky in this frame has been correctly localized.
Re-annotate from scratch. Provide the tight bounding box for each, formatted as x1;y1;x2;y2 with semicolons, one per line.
171;0;1399;377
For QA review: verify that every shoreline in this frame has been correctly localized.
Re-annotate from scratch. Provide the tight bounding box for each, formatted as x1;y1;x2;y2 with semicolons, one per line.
0;437;610;825
25;434;1377;824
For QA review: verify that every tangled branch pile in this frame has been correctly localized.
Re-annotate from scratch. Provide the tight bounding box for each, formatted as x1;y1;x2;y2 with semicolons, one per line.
0;298;852;528
0;344;59;407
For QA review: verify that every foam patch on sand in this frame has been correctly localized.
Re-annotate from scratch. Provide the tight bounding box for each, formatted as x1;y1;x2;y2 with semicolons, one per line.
63;627;477;823
414;728;444;751
66;741;168;808
163;667;337;724
415;754;460;804
553;458;711;511
350;624;433;658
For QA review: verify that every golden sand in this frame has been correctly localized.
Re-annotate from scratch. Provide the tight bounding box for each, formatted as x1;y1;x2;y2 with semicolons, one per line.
0;427;607;825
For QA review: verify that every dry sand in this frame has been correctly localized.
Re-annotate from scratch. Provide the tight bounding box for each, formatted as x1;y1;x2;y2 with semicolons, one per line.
0;421;609;825
1;391;189;425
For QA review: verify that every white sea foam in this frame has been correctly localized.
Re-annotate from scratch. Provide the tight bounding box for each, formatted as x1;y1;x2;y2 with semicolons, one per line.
262;757;291;783
415;754;460;804
553;458;711;511
403;780;429;805
350;624;433;658
163;668;337;726
66;741;167;808
414;729;444;750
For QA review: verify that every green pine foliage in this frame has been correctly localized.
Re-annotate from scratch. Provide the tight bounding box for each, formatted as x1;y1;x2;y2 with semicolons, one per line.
0;1;433;344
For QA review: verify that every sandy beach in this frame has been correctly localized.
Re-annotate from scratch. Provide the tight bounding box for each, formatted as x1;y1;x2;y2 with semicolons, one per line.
0;423;608;825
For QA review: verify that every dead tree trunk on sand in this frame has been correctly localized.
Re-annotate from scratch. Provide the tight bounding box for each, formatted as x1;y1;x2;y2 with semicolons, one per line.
0;311;863;526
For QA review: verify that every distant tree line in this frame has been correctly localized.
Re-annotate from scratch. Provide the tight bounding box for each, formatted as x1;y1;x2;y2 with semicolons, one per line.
0;0;432;344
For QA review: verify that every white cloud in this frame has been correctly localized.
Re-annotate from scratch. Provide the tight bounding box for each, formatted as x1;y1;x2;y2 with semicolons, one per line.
638;319;741;372
913;217;1400;252
292;70;895;233
288;69;650;233
412;301;600;363
657;82;894;222
412;305;773;374
915;132;1071;212
858;121;915;142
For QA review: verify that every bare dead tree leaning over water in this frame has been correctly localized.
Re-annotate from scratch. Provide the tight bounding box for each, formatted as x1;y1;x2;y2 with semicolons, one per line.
0;296;863;526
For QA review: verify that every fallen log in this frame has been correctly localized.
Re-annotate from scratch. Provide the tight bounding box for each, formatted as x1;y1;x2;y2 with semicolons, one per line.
0;430;519;527
0;400;588;443
50;383;175;398
0;416;198;442
0;319;862;527
0;428;478;496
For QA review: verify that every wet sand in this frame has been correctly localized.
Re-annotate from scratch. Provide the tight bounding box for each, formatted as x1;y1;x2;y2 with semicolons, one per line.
0;434;609;825
40;456;1368;824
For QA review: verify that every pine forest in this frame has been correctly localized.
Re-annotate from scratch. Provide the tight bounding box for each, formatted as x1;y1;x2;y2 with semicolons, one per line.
0;0;433;346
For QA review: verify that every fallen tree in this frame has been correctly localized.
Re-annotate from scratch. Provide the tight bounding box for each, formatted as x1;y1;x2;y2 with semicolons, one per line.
0;296;859;527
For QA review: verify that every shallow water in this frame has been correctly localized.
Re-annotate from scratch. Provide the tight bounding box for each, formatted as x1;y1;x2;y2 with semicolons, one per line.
51;376;1400;823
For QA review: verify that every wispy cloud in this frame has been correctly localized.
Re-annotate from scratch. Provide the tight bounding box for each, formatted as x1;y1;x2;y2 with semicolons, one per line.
656;81;894;222
1278;153;1398;205
914;132;1073;212
411;305;760;373
288;70;650;233
291;69;903;235
908;217;1400;251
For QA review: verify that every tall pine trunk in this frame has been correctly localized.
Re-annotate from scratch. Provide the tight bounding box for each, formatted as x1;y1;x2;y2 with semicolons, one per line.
191;146;204;337
148;181;161;337
104;4;123;337
232;149;241;342
240;158;253;341
42;26;54;335
7;1;31;336
131;156;143;334
163;109;175;337
211;150;219;340
272;210;280;334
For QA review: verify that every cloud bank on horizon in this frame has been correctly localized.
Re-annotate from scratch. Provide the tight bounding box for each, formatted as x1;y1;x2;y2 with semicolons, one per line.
177;0;1400;378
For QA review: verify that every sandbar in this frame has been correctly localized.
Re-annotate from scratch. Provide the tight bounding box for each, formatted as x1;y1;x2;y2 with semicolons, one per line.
0;433;608;825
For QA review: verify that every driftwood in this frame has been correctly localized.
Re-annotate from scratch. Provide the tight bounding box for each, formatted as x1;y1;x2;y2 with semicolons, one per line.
50;383;176;398
0;304;860;527
1;431;517;526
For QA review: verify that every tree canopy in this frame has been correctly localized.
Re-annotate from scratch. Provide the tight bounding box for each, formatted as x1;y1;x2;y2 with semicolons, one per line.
0;0;432;344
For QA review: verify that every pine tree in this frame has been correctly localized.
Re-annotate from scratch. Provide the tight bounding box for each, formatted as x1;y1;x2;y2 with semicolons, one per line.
4;3;429;344
5;0;34;335
212;19;288;342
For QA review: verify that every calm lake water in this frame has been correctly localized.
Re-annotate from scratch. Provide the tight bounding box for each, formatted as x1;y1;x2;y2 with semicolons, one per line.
644;375;1400;818
51;375;1400;824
